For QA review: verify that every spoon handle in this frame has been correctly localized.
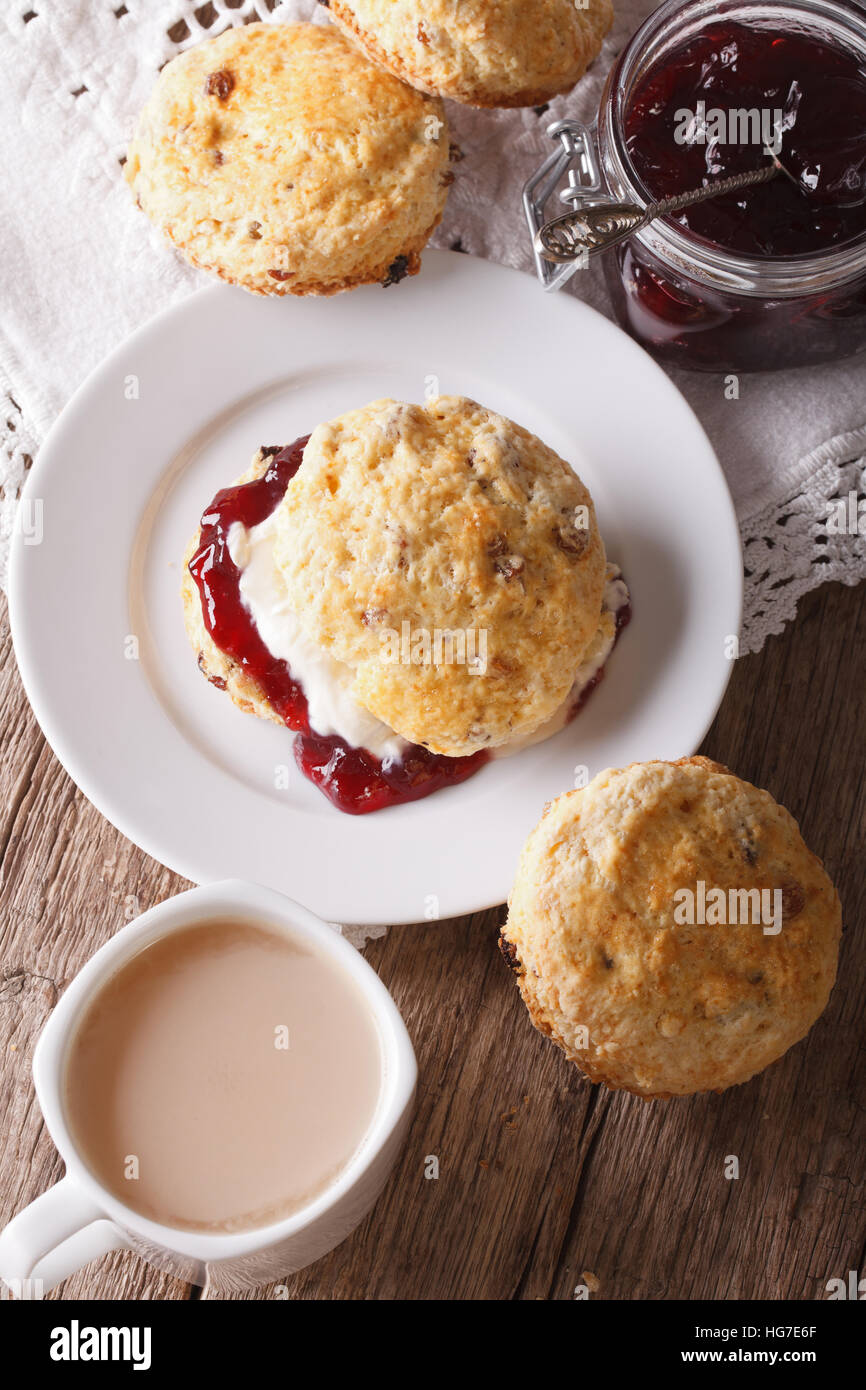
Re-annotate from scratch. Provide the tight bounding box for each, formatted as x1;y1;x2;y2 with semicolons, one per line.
536;161;780;263
647;161;780;218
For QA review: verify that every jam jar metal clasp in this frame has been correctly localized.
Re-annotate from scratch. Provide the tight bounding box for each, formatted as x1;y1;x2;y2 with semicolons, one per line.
525;119;784;288
523;119;605;292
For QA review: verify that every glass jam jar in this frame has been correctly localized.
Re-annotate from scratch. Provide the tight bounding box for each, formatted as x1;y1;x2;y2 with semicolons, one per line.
584;0;866;372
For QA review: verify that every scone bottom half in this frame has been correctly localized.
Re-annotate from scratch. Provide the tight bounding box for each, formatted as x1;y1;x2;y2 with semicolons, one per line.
182;396;629;814
124;22;453;297
500;758;842;1098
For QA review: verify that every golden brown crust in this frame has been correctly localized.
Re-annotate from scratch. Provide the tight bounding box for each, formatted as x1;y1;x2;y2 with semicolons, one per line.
125;22;451;295
170;240;433;299
503;760;842;1098
271;396;607;757
329;0;614;108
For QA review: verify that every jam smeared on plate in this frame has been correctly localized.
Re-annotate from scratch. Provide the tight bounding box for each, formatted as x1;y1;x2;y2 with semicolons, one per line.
189;436;626;814
295;734;487;815
626;21;866;256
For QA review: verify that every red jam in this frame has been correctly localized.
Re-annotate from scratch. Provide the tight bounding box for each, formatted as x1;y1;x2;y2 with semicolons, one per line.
602;12;866;371
189;436;628;813
189;438;312;731
625;22;866;256
295;734;487;814
188;437;487;814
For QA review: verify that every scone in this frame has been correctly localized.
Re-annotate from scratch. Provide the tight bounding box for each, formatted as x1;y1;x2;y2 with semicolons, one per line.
501;758;842;1097
326;0;614;107
125;22;451;296
271;397;607;756
183;398;626;813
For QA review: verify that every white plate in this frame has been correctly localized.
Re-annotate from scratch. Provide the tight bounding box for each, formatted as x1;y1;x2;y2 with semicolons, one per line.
9;251;741;926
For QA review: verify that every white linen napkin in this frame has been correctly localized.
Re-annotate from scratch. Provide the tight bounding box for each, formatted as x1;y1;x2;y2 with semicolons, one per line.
0;0;864;651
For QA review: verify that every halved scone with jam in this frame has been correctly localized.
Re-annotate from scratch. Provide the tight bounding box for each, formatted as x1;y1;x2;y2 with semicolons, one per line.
182;396;630;812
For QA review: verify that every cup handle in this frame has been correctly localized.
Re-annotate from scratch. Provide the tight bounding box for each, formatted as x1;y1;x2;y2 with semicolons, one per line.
0;1174;131;1296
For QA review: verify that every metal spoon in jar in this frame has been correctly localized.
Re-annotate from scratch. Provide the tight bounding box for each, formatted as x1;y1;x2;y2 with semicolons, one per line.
534;152;795;263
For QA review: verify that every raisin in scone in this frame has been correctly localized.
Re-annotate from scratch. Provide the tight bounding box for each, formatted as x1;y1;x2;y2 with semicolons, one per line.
270;397;607;756
326;0;614;107
125;22;451;296
501;758;842;1098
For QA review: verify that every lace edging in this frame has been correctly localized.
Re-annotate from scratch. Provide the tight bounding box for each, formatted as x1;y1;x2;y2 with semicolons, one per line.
741;426;866;654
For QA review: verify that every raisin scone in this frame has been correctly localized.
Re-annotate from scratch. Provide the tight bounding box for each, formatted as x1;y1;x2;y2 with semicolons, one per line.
326;0;614;107
270;397;607;757
501;758;842;1098
125;22;451;296
182;396;627;806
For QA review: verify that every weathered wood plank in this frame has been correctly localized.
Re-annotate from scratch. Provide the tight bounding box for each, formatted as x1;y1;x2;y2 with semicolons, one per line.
204;580;866;1301
1;578;863;1301
0;598;193;1301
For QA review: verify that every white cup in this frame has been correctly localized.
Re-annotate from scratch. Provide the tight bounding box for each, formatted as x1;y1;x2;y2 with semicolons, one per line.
0;880;417;1296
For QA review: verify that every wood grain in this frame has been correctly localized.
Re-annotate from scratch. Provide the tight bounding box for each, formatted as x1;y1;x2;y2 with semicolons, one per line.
1;578;863;1301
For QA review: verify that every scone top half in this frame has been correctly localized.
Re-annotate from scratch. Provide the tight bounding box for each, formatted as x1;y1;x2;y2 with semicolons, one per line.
125;22;451;296
272;396;607;757
503;758;842;1098
329;0;614;107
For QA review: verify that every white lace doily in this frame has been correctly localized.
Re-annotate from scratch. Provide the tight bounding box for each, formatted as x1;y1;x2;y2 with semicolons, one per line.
1;0;864;656
742;431;866;650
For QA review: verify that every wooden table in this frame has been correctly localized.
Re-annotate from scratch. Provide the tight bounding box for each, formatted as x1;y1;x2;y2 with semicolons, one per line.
1;576;863;1301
